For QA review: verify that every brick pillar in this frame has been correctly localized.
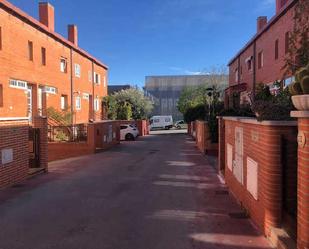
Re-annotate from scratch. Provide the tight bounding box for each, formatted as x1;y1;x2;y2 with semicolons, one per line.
261;126;283;235
87;123;96;153
291;111;309;249
33;116;48;171
218;117;225;175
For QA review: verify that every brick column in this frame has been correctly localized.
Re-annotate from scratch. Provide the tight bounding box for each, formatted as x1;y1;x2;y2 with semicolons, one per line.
33;116;48;171
291;111;309;249
218;117;225;175
261;126;283;236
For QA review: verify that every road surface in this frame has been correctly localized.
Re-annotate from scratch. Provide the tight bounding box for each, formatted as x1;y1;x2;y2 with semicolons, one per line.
0;133;272;249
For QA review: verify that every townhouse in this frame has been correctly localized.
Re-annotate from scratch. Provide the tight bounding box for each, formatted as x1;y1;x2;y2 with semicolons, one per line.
0;0;108;124
226;0;296;106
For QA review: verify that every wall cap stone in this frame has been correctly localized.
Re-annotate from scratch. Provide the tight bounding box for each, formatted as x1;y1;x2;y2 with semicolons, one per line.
0;117;30;121
222;116;297;126
290;111;309;118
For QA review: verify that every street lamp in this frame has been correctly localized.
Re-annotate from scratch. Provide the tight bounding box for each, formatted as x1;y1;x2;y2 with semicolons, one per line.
205;87;214;119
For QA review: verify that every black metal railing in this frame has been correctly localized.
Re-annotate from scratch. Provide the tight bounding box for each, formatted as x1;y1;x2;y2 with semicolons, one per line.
48;124;88;142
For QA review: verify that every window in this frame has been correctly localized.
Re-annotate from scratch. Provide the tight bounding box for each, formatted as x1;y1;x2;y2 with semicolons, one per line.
240;66;243;75
44;86;57;94
41;47;46;66
60;58;67;73
165;117;171;122
88;71;92;82
103;76;106;87
0;84;3;107
0;26;2;50
258;51;264;69
235;68;239;82
94;72;101;84
285;32;290;54
83;93;90;100
9;79;27;90
75;64;81;77
275;39;279;60
154;118;160;123
94;98;100;111
246;57;253;71
28;41;33;61
75;96;81;110
120;125;127;130
60;95;68;110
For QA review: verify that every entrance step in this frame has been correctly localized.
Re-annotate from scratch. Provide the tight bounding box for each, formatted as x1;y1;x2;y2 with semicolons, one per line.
28;167;45;176
269;228;296;249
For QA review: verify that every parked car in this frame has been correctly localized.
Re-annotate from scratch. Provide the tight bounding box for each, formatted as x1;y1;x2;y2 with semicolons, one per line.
174;120;188;129
149;116;173;130
120;124;139;141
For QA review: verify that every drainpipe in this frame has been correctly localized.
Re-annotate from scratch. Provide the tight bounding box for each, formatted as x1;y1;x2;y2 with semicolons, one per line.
237;56;241;84
252;41;257;100
70;48;74;125
92;60;95;121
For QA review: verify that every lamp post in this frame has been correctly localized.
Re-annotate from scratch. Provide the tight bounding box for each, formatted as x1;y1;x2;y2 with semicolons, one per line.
205;87;214;119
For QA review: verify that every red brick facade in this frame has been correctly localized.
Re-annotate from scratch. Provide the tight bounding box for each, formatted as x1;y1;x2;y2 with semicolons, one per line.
227;0;296;104
0;0;108;124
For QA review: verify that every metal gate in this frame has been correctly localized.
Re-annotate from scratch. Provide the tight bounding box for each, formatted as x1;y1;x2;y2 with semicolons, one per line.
29;128;40;168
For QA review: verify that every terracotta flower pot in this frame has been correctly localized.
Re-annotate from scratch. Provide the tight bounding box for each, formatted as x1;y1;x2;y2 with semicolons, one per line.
292;95;309;110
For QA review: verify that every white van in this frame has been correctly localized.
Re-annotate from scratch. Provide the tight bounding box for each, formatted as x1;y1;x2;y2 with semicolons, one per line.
149;116;173;130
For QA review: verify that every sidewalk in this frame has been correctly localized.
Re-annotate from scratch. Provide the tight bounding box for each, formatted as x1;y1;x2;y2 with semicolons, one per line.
183;137;273;249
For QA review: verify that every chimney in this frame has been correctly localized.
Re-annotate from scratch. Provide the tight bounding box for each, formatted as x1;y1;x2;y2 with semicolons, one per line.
68;25;78;46
276;0;288;13
39;2;55;31
257;16;267;32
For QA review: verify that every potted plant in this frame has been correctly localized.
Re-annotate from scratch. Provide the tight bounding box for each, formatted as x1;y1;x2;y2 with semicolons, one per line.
289;63;309;110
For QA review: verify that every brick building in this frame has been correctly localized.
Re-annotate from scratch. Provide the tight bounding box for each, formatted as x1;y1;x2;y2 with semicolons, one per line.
226;0;296;106
0;0;108;124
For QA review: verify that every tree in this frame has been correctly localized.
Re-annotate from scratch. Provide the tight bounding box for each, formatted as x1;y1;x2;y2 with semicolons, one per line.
103;88;154;120
284;0;309;74
177;66;228;115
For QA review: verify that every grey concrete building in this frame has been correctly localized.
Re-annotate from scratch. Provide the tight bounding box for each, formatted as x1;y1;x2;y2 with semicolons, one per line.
144;75;228;120
108;84;132;95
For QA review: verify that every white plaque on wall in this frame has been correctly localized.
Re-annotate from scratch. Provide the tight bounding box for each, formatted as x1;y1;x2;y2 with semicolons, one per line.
1;149;13;165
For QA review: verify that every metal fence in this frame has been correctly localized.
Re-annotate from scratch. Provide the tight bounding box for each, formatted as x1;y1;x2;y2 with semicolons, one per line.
48;124;88;142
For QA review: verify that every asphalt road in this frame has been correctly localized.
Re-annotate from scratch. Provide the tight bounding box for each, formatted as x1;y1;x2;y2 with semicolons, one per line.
0;133;271;249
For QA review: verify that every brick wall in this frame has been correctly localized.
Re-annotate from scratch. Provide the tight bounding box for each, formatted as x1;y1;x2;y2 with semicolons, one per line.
93;121;120;150
0;118;29;189
48;121;120;162
48;142;93;162
222;117;297;236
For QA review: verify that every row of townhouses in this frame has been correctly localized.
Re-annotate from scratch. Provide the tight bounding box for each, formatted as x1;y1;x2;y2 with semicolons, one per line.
226;0;295;105
0;0;108;124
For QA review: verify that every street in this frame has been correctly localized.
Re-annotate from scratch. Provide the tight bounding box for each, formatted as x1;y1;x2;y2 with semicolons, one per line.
0;133;272;249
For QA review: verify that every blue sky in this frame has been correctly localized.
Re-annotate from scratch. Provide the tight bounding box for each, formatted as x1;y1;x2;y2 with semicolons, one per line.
10;0;275;86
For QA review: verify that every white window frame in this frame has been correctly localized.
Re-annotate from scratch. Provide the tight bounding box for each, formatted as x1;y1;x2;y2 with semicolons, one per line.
88;71;92;82
75;64;81;78
94;72;101;85
94;98;100;111
75;96;81;110
60;95;67;110
9;79;27;90
44;86;57;94
103;76;106;87
60;58;67;73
